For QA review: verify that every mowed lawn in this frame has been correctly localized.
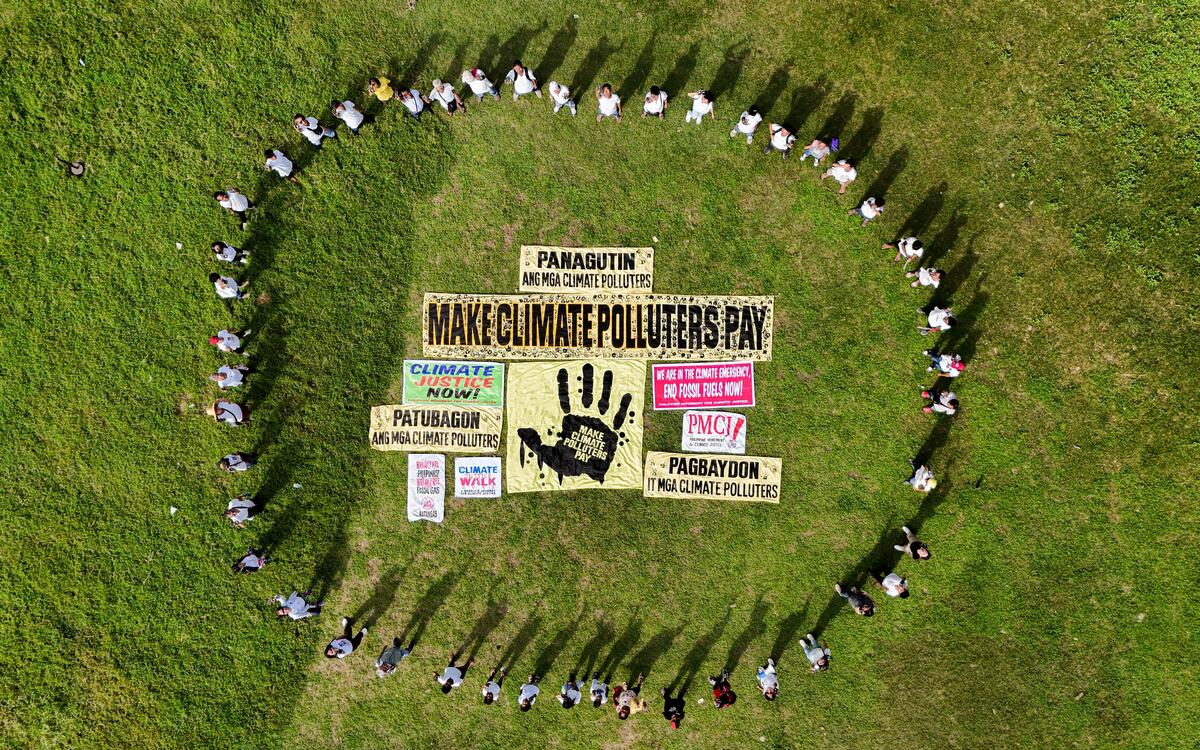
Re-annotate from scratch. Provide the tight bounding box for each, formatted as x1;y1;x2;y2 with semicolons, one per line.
2;1;1198;749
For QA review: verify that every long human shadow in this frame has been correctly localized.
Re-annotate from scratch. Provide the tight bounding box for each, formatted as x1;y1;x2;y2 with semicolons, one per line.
783;74;830;133
722;596;769;675
476;34;501;77
442;42;469;86
572;617;615;678
841;106;884;164
496;615;542;671
707;42;749;100
896;182;948;239
533;607;586;677
596;614;642;682
535;18;578;84
395;34;444;88
617;32;658;103
924;207;969;267
768;598;810;665
816;91;856;141
931;237;978;305
454;593;508;663
859;146;909;204
626;626;680;683
935;275;989;366
662;42;700;97
810;516;898;638
569;36;619;99
752;66;789;117
349;564;411;631
668;610;730;696
397;570;460;650
497;23;547;73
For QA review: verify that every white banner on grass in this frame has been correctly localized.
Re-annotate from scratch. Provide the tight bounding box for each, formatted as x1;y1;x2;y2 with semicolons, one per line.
407;454;445;523
681;410;747;455
455;457;502;498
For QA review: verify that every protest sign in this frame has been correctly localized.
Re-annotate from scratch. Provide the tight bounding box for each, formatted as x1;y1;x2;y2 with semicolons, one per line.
652;361;755;410
643;451;781;503
407;454;445;522
518;245;654;293
681;411;747;454
454;457;502;498
369;404;502;453
402;360;505;407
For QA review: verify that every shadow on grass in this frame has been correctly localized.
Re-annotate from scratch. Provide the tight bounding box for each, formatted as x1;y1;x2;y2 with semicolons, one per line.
536;17;578;84
768;598;811;664
496;615;542;671
841;105;884;164
597;614;642;682
618;32;657;103
708;42;749;101
896;182;948;239
816;90;856;141
398;570;460;651
570;36;620;100
662;42;700;98
667;610;730;696
572;617;615;679
784;74;830;133
454;592;508;663
534;607;586;677
394;34;443;89
753;65;790;118
860;146;909;204
626;626;681;684
350;564;412;631
722;595;768;675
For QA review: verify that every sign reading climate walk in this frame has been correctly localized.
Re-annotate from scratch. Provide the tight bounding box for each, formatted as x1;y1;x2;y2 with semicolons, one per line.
519;245;654;293
643;451;781;503
423;293;774;361
402;359;505;407
369;404;502;453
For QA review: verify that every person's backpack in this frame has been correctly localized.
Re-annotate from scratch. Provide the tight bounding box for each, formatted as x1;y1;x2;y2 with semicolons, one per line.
830;137;840;152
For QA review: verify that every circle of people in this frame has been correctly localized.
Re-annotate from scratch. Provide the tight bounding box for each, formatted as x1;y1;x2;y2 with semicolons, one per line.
200;51;970;727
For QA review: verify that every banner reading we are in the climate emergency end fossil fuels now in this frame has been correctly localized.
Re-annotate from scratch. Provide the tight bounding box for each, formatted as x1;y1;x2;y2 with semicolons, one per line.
422;293;774;361
643;451;781;503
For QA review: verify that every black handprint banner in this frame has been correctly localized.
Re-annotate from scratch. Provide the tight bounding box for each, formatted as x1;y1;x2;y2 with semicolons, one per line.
505;360;646;492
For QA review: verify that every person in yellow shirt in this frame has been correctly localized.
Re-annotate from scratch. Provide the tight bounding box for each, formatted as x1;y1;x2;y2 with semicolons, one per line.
368;76;395;103
614;673;647;720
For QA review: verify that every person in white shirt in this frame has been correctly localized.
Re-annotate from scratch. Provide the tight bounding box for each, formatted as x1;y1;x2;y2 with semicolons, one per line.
211;241;248;265
756;658;779;700
398;88;426;120
884;236;924;266
209;272;248;300
461;68;499;101
763;123;796;157
210;363;249;389
223;494;261;528
293;114;336;147
325;617;367;658
729;105;762;144
558;678;582;708
209;328;250;354
548;81;576;115
208;399;247;426
684;90;714;124
800;138;832;166
922;388;959;416
518;674;541;711
642;86;668;119
263;149;300;185
331;100;366;134
875;571;910;598
822;159;858;194
590;675;609;707
428;79;465;115
376;638;412;677
904;460;937;493
908;266;943;289
925;349;965;379
274;589;322;620
232;548;267;574
802;634;830;673
218;452;255;472
505;61;540;100
919;305;955;335
213;189;254;230
481;666;507;704
849;196;883;226
436;654;474;694
595;83;621;123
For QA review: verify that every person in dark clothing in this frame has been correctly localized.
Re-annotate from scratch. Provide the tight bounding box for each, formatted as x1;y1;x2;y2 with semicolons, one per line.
895;525;931;559
660;686;686;728
834;583;875;616
709;670;737;708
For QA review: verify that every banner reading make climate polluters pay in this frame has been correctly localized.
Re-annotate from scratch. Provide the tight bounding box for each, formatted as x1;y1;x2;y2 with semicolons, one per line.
506;360;646;493
422;293;774;361
369;404;502;452
519;245;655;293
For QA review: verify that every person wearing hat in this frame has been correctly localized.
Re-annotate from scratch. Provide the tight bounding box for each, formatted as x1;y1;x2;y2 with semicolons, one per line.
800;137;832;166
293;113;336;147
834;583;874;616
209;363;249;390
332;100;365;134
274;589;322;620
613;673;646;719
756;658;780;700
921;388;959;416
209;272;248;300
504;61;540;100
918;305;955;335
218;452;255;472
903;461;937;493
849;196;883;227
708;671;736;709
763;122;796;157
481;666;506;704
684;90;715;124
874;571;910;598
926;350;966;379
211;241;248;266
263;149;300;185
548;81;576;115
223;494;263;528
461;67;499;101
375;637;412;678
517;674;541;711
821;159;858;194
397;88;427;120
367;76;395;104
802;634;831;673
894;526;931;560
659;686;685;728
213;189;254;230
326;617;367;659
642;85;668;119
232;548;267;573
729;105;762;144
428;79;466;115
908;266;944;289
595;83;622;123
885;236;925;267
435;654;473;694
209;328;250;354
557;677;582;708
208;399;248;426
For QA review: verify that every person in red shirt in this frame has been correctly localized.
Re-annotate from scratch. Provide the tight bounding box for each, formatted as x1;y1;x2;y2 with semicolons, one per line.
708;670;737;709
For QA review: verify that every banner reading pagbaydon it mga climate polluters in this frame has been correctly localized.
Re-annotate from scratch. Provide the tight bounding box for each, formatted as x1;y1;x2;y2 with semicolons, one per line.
369;404;502;453
643;451;781;503
422;293;774;361
402;360;505;407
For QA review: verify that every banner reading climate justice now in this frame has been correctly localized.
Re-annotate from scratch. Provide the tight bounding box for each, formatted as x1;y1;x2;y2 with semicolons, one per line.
402;359;505;407
519;246;654;293
422;293;774;361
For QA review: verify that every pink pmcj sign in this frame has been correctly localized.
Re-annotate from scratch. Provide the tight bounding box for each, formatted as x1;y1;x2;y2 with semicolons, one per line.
651;361;756;410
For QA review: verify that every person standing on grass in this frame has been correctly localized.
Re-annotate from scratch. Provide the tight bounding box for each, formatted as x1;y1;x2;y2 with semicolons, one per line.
232;548;267;574
428;79;466;115
660;686;686;729
590;674;609;707
263;149;300;185
874;571;910;598
223;494;262;528
729;105;762;143
218;452;255;472
895;526;931;559
397;88;426;120
461;68;499;102
482;667;507;704
332;100;366;135
505;61;540;100
822;159;858;194
802;634;831;673
210;328;250;354
293;114;336;147
918;305;955;335
834;583;875;616
596;84;621;123
885;236;924;266
903;460;937;493
208;399;248;426
921;388;959;416
213;189;254;230
756;658;780;700
375;637;412;678
614;673;647;719
209;272;248;301
925;349;966;379
275;589;322;620
558;677;582;708
211;241;248;265
209;363;249;390
435;654;473;694
799;137;832;166
908;266;943;289
684;90;715;124
518;674;541;711
849;196;883;227
548;81;576;115
367;76;395;104
709;671;736;709
642;85;668;119
326;617;367;659
763;122;796;157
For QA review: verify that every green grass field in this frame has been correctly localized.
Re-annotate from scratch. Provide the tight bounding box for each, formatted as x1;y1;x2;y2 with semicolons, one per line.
2;0;1198;748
